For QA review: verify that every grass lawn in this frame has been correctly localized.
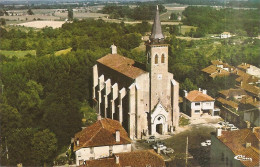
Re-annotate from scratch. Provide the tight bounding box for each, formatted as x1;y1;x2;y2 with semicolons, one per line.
180;25;197;35
0;50;36;58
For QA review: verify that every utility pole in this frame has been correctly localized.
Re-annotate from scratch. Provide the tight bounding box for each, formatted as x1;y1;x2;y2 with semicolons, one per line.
185;136;188;167
5;137;9;161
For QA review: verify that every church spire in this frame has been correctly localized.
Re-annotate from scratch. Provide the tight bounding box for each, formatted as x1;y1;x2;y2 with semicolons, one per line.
150;5;164;43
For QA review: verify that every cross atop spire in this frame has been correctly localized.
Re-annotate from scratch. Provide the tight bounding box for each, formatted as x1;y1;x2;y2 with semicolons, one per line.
150;5;164;43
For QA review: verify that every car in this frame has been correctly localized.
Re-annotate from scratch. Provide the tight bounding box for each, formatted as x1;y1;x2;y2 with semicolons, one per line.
162;148;174;154
152;143;167;150
230;127;239;131
227;123;235;128
205;140;211;146
218;121;229;126
201;142;207;146
146;136;156;143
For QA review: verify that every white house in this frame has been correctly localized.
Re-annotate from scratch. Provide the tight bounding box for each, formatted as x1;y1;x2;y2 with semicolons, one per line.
183;89;216;117
220;32;231;39
73;118;132;166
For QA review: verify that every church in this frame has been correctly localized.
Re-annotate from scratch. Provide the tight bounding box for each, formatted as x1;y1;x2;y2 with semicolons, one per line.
92;7;180;139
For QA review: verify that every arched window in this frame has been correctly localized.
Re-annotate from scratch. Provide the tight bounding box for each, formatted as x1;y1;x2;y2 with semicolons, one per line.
155;54;158;64
161;54;165;63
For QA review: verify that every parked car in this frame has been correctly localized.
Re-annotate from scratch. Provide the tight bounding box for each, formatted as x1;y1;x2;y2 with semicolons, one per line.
152;143;167;150
146;136;156;143
230;127;239;131
201;142;207;146
162;148;174;154
227;123;235;128
218;121;229;126
205;140;211;146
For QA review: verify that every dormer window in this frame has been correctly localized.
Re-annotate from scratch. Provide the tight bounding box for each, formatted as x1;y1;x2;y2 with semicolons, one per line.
161;54;165;63
155;54;158;64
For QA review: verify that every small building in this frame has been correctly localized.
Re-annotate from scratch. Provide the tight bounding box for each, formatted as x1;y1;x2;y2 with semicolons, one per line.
183;89;216;117
73;118;132;166
202;60;235;78
237;63;260;78
219;88;247;101
220;32;231;39
210;128;260;167
82;149;166;167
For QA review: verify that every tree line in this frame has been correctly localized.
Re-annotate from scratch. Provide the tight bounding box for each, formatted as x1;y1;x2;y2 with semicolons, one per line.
100;4;167;20
182;6;259;37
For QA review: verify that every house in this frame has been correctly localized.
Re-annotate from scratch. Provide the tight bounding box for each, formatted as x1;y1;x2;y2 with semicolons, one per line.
219;88;247;101
73;118;132;166
183;89;217;117
210;128;260;167
237;63;260;78
92;6;180;139
81;150;166;167
244;108;260;127
202;60;235;78
220;32;231;39
216;97;239;112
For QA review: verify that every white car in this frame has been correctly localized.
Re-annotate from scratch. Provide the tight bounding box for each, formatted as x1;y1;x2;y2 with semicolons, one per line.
152;143;167;150
162;148;174;154
230;127;239;131
206;140;211;146
146;136;157;143
201;142;207;146
227;124;235;128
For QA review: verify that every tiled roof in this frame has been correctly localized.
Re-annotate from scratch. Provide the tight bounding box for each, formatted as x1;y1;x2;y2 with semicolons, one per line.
237;63;251;71
219;88;247;98
186;90;214;102
83;150;166;167
211;60;224;66
74;118;131;151
97;54;147;79
218;129;260;167
201;65;230;78
216;97;238;109
242;84;260;96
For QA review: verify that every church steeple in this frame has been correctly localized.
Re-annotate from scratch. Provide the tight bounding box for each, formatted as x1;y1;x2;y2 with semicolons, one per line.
150;5;164;43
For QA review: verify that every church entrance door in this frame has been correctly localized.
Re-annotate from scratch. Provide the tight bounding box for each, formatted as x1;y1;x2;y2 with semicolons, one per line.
156;124;163;134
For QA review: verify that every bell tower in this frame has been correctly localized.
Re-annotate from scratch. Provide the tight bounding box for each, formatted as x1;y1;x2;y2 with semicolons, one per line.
146;6;169;110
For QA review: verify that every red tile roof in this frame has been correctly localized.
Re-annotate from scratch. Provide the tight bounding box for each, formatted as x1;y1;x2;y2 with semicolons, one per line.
219;88;247;98
74;118;131;151
186;90;214;102
216;97;238;109
83;150;166;167
218;129;260;167
97;54;147;79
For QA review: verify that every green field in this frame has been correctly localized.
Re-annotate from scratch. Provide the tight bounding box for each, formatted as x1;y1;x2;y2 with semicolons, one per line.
0;50;36;58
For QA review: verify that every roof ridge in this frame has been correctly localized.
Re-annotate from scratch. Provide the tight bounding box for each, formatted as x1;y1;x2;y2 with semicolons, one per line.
242;130;251;141
83;124;103;147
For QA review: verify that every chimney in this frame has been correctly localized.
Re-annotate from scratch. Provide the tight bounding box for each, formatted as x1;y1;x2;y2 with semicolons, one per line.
115;155;119;164
97;114;102;121
116;130;120;142
76;138;79;146
246;142;251;148
216;128;222;137
157;146;161;154
199;88;201;92
184;90;188;97
202;89;207;94
111;44;117;54
246;121;250;128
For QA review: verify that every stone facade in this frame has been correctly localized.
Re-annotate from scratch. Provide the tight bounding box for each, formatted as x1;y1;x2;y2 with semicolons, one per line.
92;8;179;139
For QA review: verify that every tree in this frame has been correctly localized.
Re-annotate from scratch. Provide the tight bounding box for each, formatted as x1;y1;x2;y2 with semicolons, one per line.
32;129;58;166
27;9;34;15
181;78;198;91
0;104;21;138
68;9;73;21
6;128;35;166
170;13;178;20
